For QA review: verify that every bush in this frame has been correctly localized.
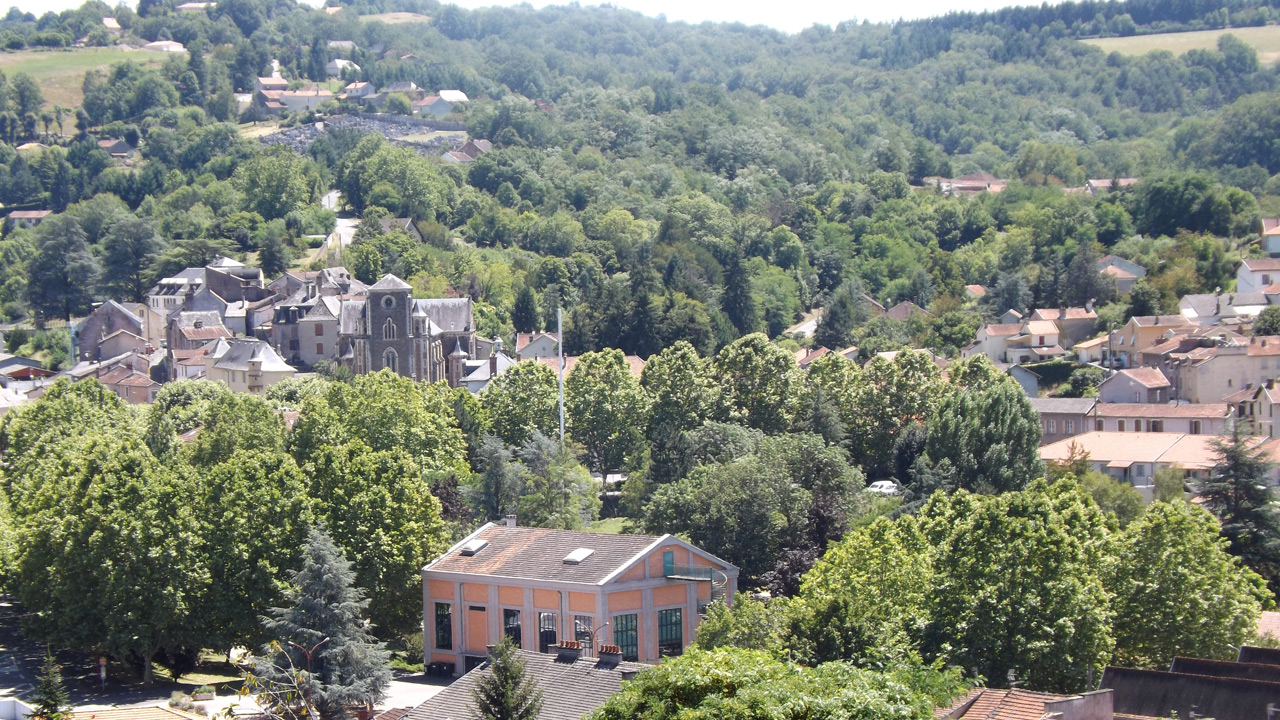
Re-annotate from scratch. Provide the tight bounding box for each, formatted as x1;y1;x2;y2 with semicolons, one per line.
402;631;424;660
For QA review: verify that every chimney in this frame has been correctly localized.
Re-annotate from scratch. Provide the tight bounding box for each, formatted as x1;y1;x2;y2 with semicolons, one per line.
597;645;623;667
555;640;582;663
621;669;639;681
504;514;517;528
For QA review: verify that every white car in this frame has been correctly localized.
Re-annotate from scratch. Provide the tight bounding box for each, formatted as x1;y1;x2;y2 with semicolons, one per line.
865;480;900;496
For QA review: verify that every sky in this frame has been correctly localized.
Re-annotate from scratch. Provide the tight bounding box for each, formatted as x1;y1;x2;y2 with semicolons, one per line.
13;0;1043;34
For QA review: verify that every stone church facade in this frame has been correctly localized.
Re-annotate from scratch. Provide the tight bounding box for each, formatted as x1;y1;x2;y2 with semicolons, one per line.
338;274;476;386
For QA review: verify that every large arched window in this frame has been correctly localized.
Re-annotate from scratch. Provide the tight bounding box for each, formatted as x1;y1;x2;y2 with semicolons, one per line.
383;348;398;374
383;318;398;340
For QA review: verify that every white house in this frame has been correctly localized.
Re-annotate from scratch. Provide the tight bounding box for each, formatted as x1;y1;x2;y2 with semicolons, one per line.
1238;258;1280;293
326;58;360;78
205;338;296;394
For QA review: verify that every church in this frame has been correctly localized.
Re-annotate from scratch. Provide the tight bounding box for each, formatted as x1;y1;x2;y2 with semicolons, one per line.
337;274;477;387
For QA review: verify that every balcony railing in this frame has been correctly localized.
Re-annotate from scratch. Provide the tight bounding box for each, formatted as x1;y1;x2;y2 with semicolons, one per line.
663;564;713;581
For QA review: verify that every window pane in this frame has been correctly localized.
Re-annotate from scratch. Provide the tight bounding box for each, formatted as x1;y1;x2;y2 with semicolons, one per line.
658;608;683;657
504;608;522;648
539;612;557;653
613;613;638;661
574;615;593;651
434;603;452;650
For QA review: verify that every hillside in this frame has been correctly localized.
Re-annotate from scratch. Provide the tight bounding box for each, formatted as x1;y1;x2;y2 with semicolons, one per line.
1083;25;1280;64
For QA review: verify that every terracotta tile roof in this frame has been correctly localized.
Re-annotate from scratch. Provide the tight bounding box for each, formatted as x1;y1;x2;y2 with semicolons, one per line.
983;323;1023;337
1242;258;1280;271
1101;265;1137;279
1115;367;1170;388
1093;402;1229;419
427;524;663;584
535;354;644;379
966;284;988;297
936;688;1072;720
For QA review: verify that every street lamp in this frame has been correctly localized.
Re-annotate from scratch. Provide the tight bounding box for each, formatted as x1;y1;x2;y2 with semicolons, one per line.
590;622;611;658
288;638;329;720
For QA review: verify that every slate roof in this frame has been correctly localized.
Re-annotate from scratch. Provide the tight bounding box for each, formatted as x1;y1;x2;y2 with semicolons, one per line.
1238;645;1280;665
427;524;663;584
1101;665;1280;720
1169;656;1280;684
1027;397;1097;415
413;298;472;333
1131;314;1194;327
369;273;413;291
70;707;204;720
399;648;643;720
210;338;294;373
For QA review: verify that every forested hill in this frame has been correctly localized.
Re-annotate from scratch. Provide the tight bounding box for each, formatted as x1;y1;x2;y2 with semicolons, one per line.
1;0;1279;361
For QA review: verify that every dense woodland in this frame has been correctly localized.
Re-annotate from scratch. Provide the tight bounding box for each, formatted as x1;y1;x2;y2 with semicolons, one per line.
2;0;1280;712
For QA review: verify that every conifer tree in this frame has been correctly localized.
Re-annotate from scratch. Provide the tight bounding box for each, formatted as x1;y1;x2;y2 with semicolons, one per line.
512;284;539;334
30;651;69;720
1204;423;1280;594
254;529;390;720
471;636;543;720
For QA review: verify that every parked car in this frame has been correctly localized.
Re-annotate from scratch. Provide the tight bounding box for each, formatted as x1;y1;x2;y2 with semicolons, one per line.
865;480;900;496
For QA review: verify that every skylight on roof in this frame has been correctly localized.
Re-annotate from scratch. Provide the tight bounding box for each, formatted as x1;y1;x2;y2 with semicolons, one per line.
460;539;489;556
563;548;594;564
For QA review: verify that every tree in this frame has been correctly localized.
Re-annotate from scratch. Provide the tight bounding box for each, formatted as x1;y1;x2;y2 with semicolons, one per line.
12;432;206;685
471;636;543;720
1127;280;1162;318
512;283;539;333
24;215;98;322
1202;424;1280;594
692;596;790;654
565;349;649;475
233;145;310;221
385;93;412;116
255;529;390;720
921;481;1115;693
469;435;523;521
925;380;1043;494
514;431;600;529
986;272;1031;316
1110;501;1269;669
1255;305;1280;337
815;280;872;350
29;651;69;720
99;214;164;302
481;361;559;448
1066;241;1112;307
641;341;717;483
305;441;450;638
591;648;967;720
720;252;760;336
713;333;803;434
790;516;933;666
200;451;314;652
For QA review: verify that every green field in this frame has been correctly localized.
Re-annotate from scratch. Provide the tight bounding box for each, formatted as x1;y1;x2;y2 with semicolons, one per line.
1082;24;1280;64
0;47;170;131
363;11;431;25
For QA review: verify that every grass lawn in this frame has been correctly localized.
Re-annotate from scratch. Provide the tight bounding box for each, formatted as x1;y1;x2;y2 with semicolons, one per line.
587;517;629;534
0;47;170;132
1081;24;1280;64
363;12;432;25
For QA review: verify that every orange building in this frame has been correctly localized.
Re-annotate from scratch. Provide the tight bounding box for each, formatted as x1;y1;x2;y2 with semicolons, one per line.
421;518;738;674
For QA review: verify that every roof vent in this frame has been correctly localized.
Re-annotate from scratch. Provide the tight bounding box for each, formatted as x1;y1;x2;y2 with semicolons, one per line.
460;539;489;556
563;548;594;565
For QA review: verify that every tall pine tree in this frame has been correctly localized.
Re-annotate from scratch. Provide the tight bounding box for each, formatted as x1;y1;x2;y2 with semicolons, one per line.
1204;423;1280;595
512;284;539;334
471;636;544;720
254;529;390;720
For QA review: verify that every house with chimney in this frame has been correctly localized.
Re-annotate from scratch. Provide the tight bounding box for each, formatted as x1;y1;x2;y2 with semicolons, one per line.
204;338;295;394
1106;315;1196;368
267;267;367;366
1159;335;1280;404
422;518;737;675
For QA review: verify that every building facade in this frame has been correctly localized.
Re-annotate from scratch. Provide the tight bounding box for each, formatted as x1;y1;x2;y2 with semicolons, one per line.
422;520;738;674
